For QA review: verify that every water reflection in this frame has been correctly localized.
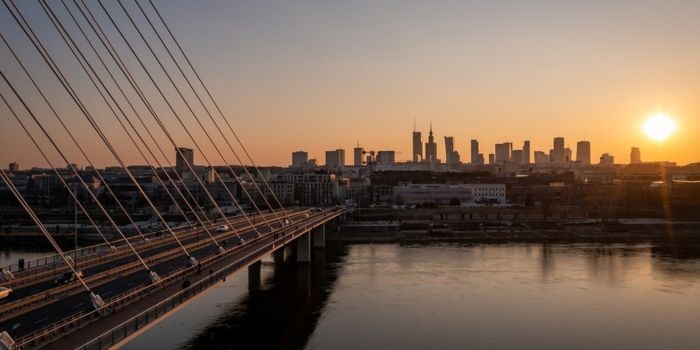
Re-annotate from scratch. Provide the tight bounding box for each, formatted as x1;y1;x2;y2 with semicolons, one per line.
182;243;349;350
139;241;700;350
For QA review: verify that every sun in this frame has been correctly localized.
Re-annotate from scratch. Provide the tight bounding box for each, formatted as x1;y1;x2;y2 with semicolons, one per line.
643;113;676;141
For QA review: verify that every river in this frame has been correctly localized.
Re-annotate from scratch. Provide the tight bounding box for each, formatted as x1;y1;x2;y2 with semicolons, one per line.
3;241;699;349
113;241;700;349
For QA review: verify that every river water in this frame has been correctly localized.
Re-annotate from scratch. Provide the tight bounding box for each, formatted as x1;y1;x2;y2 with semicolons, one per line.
4;241;699;349
117;241;700;350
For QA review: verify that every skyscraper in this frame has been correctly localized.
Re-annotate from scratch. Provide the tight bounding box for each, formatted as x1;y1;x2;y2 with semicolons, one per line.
600;153;614;166
377;151;396;164
470;139;479;164
325;149;345;169
445;136;455;165
175;147;194;175
292;151;308;168
576;141;591;166
353;143;364;166
412;129;423;162
424;123;438;162
495;142;512;163
630;147;641;164
551;137;566;164
523;141;531;164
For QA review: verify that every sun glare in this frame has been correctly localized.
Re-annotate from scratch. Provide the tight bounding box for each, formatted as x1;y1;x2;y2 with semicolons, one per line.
643;113;676;141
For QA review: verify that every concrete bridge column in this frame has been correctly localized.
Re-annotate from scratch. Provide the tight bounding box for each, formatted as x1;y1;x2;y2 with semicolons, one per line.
273;247;285;266
313;224;325;249
297;231;311;264
248;260;262;292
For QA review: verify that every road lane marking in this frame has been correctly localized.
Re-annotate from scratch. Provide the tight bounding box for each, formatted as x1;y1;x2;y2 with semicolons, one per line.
33;317;49;325
72;302;84;309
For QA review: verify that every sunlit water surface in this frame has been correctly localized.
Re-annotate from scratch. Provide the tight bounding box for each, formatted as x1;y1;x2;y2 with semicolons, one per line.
115;241;700;349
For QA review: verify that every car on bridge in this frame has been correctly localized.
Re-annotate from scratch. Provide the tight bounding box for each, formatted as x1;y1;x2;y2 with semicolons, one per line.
216;225;230;232
0;286;12;300
53;271;84;285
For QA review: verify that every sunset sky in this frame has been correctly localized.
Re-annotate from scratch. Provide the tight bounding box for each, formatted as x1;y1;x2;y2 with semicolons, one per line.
1;0;699;168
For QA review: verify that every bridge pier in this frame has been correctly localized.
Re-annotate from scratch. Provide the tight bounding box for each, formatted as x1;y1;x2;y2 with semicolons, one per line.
248;260;262;292
273;247;285;265
297;232;311;264
313;224;325;249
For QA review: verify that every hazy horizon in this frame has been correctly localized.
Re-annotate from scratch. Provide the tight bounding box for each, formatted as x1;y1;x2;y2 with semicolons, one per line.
2;0;699;168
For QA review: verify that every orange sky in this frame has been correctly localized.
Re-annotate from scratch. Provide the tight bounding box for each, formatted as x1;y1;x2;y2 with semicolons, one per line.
1;1;699;168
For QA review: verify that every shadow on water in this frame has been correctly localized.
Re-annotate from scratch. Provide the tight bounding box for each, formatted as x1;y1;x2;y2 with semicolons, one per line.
182;242;350;350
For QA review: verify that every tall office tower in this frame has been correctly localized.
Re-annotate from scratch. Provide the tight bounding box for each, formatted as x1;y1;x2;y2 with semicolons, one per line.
444;136;455;165
377;150;396;164
576;141;591;166
599;153;614;166
488;153;495;164
412;130;423;162
565;148;572;162
630;147;641;164
523;141;531;164
494;142;512;163
292;151;308;168
424;123;438;162
325;149;346;169
511;150;524;164
475;154;485;165
470;139;480;164
175;147;194;175
8;162;19;173
550;137;566;164
534;151;549;164
353;143;364;166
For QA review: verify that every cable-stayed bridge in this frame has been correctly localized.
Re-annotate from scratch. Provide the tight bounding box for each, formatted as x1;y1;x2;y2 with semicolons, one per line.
0;1;350;349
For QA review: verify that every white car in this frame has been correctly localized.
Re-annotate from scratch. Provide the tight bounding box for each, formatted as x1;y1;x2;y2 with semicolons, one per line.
216;225;229;232
0;287;12;300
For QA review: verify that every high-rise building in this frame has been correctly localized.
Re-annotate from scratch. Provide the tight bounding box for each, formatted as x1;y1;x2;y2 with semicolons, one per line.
377;150;396;164
325;149;345;169
470;139;479;164
488;153;495;164
599;153;614;166
576;141;591;166
630;147;641;164
550;137;566;164
523;141;531;164
412;131;423;162
534;151;548;164
353;143;364;166
494;142;512;163
474;154;484;165
445;136;458;165
175;147;194;175
424;123;438;162
511;150;523;164
8;162;19;173
292;151;308;168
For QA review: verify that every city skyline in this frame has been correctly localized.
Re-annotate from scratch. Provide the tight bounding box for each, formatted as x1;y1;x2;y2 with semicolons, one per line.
1;1;699;168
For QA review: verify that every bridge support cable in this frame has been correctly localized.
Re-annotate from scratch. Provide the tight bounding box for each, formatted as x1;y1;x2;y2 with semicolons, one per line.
129;0;286;227
67;0;242;235
0;93;114;249
147;0;292;218
107;0;274;234
71;0;245;242
0;74;156;280
6;0;198;264
2;0;156;244
0;168;105;311
91;0;263;237
45;0;235;252
40;1;196;234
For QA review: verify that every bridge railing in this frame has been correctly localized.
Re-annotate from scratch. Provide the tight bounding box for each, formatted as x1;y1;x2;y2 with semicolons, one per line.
76;211;341;350
15;208;341;349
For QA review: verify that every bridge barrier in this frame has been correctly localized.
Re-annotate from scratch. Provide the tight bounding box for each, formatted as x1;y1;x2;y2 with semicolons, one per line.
76;211;342;350
13;208;342;349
